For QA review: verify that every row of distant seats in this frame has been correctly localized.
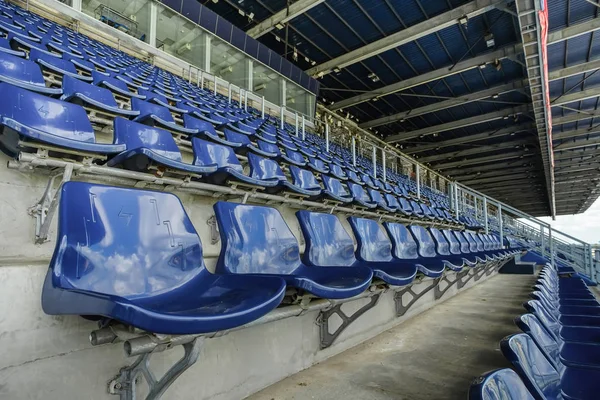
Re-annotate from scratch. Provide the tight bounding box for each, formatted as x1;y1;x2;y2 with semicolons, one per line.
469;263;600;400
42;182;516;335
0;0;458;225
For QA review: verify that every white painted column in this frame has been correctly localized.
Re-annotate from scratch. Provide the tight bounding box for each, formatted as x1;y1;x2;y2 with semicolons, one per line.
261;96;265;119
301;116;306;140
454;184;459;219
498;203;504;248
228;83;232;104
483;197;489;234
382;149;387;182
148;1;157;47
295;113;299;136
203;35;212;73
416;164;421;199
280;106;285;129
540;224;545;257
325;124;329;152
351;137;356;166
244;91;248;111
213;74;217;96
246;59;253;91
281;79;287;106
372;146;377;179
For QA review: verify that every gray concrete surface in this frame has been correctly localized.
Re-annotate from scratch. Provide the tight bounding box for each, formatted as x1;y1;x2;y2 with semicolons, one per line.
247;274;537;400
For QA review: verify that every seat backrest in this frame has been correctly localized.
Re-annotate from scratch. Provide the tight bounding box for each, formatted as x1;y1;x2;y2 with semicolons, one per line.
469;232;485;252
296;211;356;267
469;368;535;400
330;164;347;179
500;334;560;400
450;231;471;253
408;225;437;258
526;300;560;340
348;217;394;263
368;189;386;208
515;314;560;370
214;202;301;275
284;148;306;165
257;139;281;156
442;230;462;255
289;166;321;190
183;114;218;135
191;137;243;172
48;181;206;298
383;222;418;260
113;117;182;161
131;97;177;123
348;182;370;202
460;231;478;252
385;194;400;209
224;128;252;145
409;200;423;214
429;228;451;256
247;152;285;181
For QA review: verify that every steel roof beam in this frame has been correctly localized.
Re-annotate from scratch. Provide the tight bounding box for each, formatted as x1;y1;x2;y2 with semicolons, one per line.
553;126;600;141
552;111;600;127
406;124;534;154
434;151;536;170
306;0;501;78
385;106;529;143
327;44;522;111
246;0;326;38
549;59;600;82
552;86;600;107
417;138;532;163
554;137;600;152
471;178;544;190
443;158;533;176
452;166;534;181
462;172;539;185
359;81;527;129
547;17;600;44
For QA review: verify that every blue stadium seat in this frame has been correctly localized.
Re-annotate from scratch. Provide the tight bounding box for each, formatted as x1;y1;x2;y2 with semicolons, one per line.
139;88;185;113
468;368;535;400
132;98;196;135
224;129;277;157
307;157;329;174
367;188;396;212
428;228;466;271
322;175;353;203
213;202;373;299
281;148;306;166
288;165;322;196
346;170;362;185
348;182;376;209
0;36;25;56
0;51;61;94
0;82;125;156
501;333;600;400
183;114;241;147
329;163;348;180
41;182;286;335
107;117;218;175
346;217;417;286
30;48;91;81
408;225;458;276
93;71;144;98
60;75;139;117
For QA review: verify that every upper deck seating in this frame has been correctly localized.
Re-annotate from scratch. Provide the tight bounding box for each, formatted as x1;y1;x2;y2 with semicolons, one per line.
213;202;373;299
0;82;125;156
41;182;286;335
468;368;535;400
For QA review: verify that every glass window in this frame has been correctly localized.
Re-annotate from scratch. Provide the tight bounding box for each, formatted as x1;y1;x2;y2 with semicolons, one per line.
82;0;151;43
156;4;207;68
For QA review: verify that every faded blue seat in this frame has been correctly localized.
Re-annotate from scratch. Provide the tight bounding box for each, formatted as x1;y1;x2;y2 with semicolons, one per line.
288;166;322;196
107;117;217;175
214;202;373;299
428;228;466;271
501;333;600;400
281;148;306;166
468;368;535;400
0;36;25;56
384;194;402;212
347;217;417;286
307;157;329;174
224;129;277;157
60;75;138;117
322;175;353;203
41;182;286;335
455;231;486;265
348;182;376;208
0;82;124;156
525;300;600;344
132;98;196;135
30;48;92;81
93;71;144;98
347;170;362;185
191;138;279;187
0;51;61;94
397;197;414;217
139;88;185;113
368;188;396;212
441;230;478;267
361;174;377;190
409;200;425;218
257;139;281;158
408;225;457;276
329;163;347;180
183;114;240;147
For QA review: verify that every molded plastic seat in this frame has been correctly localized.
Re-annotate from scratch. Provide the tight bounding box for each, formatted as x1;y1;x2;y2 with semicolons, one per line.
0;82;124;156
501;333;600;400
107;118;218;175
183;114;240;147
368;188;396;212
93;71;144;98
281;148;306;166
191;138;278;187
60;75;138;117
288;166;322;196
329;164;347;180
348;182;376;208
322;175;353;203
132;98;196;135
307;157;329;174
347;170;362;185
30;48;92;81
346;217;417;286
0;51;61;94
213;202;373;299
408;225;456;277
41;182;286;335
468;368;535;400
0;36;25;57
397;197;414;217
224;129;277;157
428;228;466;271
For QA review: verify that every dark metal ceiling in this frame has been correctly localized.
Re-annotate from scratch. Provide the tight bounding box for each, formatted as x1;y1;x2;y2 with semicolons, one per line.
198;0;600;217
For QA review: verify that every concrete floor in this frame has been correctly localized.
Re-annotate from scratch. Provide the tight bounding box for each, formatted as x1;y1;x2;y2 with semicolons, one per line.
247;274;537;400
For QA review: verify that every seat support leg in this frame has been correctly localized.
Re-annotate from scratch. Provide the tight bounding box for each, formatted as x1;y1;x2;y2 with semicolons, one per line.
318;293;382;349
434;270;469;300
28;164;73;244
108;337;204;400
394;278;439;317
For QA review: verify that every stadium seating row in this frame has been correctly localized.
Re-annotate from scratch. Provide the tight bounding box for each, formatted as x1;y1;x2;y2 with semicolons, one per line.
469;263;600;400
42;181;516;335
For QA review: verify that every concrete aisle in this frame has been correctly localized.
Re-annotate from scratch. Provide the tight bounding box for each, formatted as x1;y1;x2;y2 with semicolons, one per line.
247;274;537;400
